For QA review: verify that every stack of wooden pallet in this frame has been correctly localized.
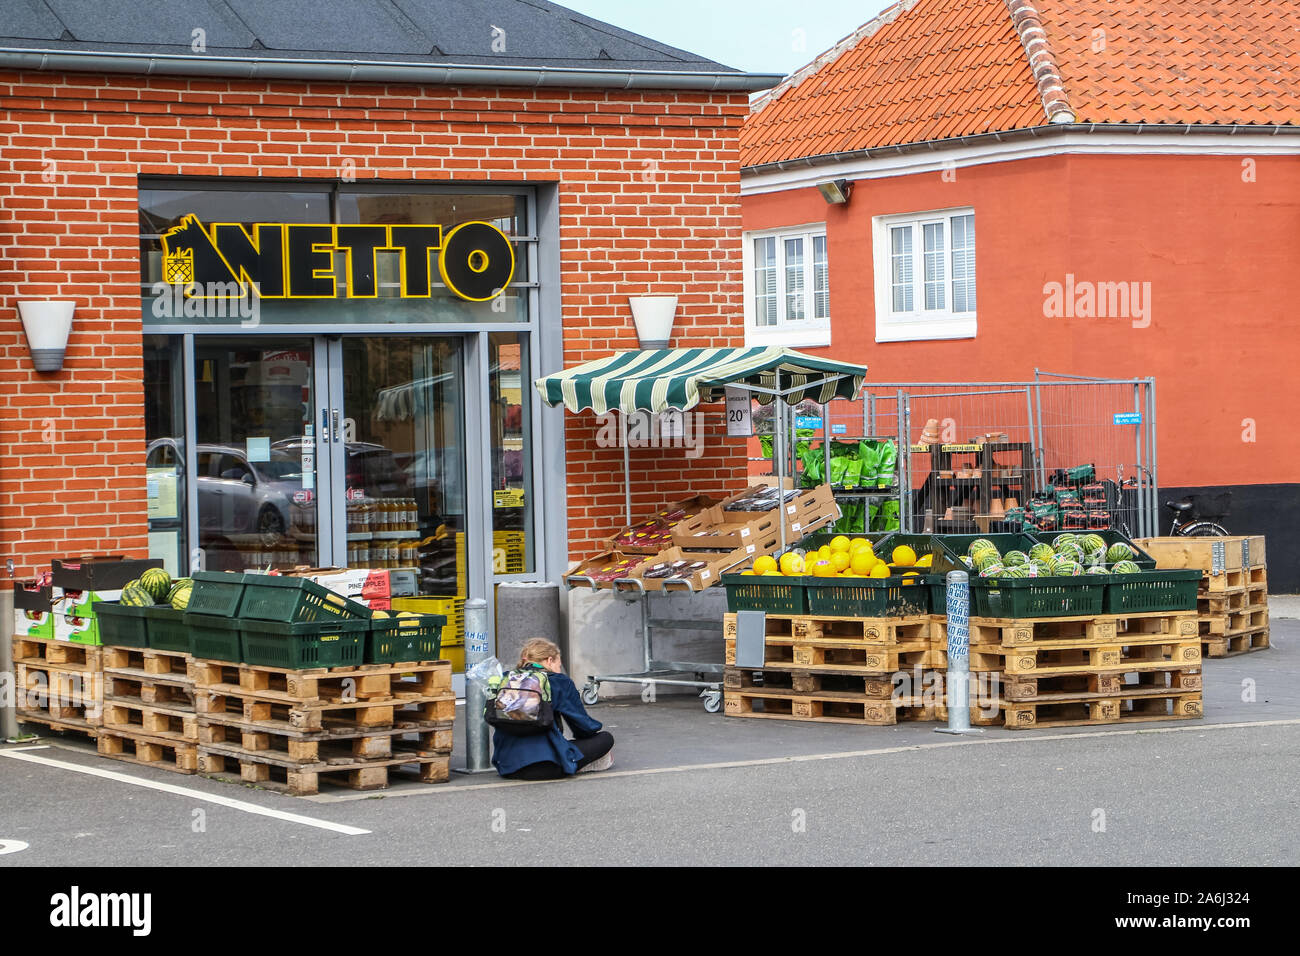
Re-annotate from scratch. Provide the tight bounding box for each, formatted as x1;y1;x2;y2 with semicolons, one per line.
98;645;198;773
192;659;455;795
721;611;944;724
964;610;1203;729
11;636;102;738
1137;536;1269;658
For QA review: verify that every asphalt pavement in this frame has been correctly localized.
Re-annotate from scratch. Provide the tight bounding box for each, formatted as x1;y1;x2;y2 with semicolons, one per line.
1;617;1296;867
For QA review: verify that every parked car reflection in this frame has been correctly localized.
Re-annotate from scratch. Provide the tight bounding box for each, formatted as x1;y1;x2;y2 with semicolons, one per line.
145;438;313;543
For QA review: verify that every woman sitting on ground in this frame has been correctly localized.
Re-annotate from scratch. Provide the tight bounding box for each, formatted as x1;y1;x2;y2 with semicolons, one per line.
491;638;615;780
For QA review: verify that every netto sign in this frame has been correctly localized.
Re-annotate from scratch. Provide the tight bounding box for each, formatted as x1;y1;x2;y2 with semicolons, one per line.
161;215;515;302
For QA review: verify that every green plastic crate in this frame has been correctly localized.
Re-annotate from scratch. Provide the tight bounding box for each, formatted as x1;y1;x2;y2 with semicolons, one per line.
187;571;247;617
143;606;190;653
804;576;929;617
1035;530;1156;570
1103;569;1201;614
970;577;1105;619
368;615;446;664
782;530;895;557
93;601;150;648
240;618;369;669
184;612;243;662
238;574;370;623
721;574;808;614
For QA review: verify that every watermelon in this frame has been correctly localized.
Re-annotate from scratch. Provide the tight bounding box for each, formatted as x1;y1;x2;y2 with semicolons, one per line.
1053;532;1078;549
140;567;172;602
1053;560;1083;576
120;583;155;607
1029;543;1055;563
167;579;194;610
973;549;1003;571
1054;542;1084;563
978;562;1005;578
1082;533;1106;553
1112;560;1141;574
1086;565;1110;575
1106;543;1135;563
968;538;996;557
1004;550;1028;567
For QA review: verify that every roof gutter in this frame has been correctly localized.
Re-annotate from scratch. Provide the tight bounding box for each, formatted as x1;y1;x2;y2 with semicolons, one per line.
0;47;784;93
741;122;1300;175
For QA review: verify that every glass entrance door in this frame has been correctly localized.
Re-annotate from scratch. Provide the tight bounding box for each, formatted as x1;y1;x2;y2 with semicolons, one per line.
190;339;325;572
327;336;468;597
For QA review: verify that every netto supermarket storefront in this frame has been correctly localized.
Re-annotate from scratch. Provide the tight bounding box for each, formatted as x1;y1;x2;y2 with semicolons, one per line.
138;180;557;647
0;12;777;675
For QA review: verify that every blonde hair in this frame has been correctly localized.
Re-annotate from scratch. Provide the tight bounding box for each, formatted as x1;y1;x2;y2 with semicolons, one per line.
518;638;561;669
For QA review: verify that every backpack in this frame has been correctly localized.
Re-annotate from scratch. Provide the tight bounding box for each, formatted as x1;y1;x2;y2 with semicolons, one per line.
485;663;555;736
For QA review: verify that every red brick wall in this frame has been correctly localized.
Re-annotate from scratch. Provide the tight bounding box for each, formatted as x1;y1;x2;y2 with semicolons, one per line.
0;71;750;577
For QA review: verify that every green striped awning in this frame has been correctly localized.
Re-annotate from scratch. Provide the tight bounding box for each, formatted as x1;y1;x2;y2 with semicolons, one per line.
534;347;868;415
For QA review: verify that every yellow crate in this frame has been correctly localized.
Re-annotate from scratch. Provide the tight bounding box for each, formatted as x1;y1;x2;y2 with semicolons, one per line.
441;643;464;672
391;596;464;644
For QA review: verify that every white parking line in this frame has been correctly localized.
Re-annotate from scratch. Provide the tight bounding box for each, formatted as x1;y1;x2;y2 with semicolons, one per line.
307;716;1300;801
0;748;370;835
0;840;29;855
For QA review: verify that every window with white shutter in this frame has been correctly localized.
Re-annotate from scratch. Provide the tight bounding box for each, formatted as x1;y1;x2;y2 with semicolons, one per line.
743;224;831;346
872;207;976;342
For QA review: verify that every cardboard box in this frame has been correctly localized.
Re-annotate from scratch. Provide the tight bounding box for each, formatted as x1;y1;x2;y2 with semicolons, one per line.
13;582;55;640
284;567;391;600
715;484;840;541
671;506;781;550
563;551;650;588
52;555;163;592
603;494;718;553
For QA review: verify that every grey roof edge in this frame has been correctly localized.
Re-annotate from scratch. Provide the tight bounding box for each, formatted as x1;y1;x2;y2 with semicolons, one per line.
0;47;784;92
741;122;1300;173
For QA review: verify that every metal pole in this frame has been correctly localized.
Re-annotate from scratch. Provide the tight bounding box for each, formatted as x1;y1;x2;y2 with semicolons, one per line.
621;410;632;526
774;370;786;553
897;388;909;531
1;585;19;740
1023;386;1037;497
459;597;493;773
1133;383;1144;538
937;570;981;735
1033;381;1047;488
1148;378;1159;536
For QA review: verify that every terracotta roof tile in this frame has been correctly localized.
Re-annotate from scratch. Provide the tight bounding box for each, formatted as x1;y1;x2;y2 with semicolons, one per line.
741;0;1300;168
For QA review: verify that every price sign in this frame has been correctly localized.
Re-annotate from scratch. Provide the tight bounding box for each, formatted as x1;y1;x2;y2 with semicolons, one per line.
725;387;752;436
659;409;684;439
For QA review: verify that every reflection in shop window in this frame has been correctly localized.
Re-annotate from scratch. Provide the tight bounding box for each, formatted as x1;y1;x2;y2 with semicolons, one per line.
490;333;532;574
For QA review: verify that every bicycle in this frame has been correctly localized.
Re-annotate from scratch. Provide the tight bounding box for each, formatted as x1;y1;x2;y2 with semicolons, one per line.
1166;491;1231;537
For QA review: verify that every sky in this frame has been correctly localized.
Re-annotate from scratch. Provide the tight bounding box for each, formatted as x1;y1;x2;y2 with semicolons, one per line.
556;0;897;76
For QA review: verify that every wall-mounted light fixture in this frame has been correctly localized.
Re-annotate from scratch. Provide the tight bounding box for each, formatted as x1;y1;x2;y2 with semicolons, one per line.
817;179;852;205
17;300;76;372
628;295;678;350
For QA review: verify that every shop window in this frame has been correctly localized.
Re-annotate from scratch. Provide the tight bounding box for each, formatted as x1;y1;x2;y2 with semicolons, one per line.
872;208;976;342
143;335;187;576
489;332;533;575
743;225;830;347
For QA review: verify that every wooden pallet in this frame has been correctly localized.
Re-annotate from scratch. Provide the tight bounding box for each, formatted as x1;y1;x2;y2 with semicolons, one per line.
1203;566;1267;594
970;639;1201;677
14;662;103;725
11;637;102;669
96;728;198;774
722;612;933;645
189;659;451;703
961;611;1198;649
194;685;455;731
196;744;451;795
993;667;1202;702
723;687;944;725
15;709;99;739
101;645;191;680
101;698;198;744
103;672;194;710
724;636;940;673
1202;628;1271;658
197;716;453;763
724;665;897;698
1001;691;1203;729
1198;606;1268;637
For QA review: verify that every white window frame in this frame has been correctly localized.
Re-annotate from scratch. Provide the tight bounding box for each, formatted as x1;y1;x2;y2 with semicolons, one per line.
872;207;976;342
742;223;831;347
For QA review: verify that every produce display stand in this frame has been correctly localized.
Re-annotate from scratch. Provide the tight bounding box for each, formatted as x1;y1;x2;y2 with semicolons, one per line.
537;347;869;709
